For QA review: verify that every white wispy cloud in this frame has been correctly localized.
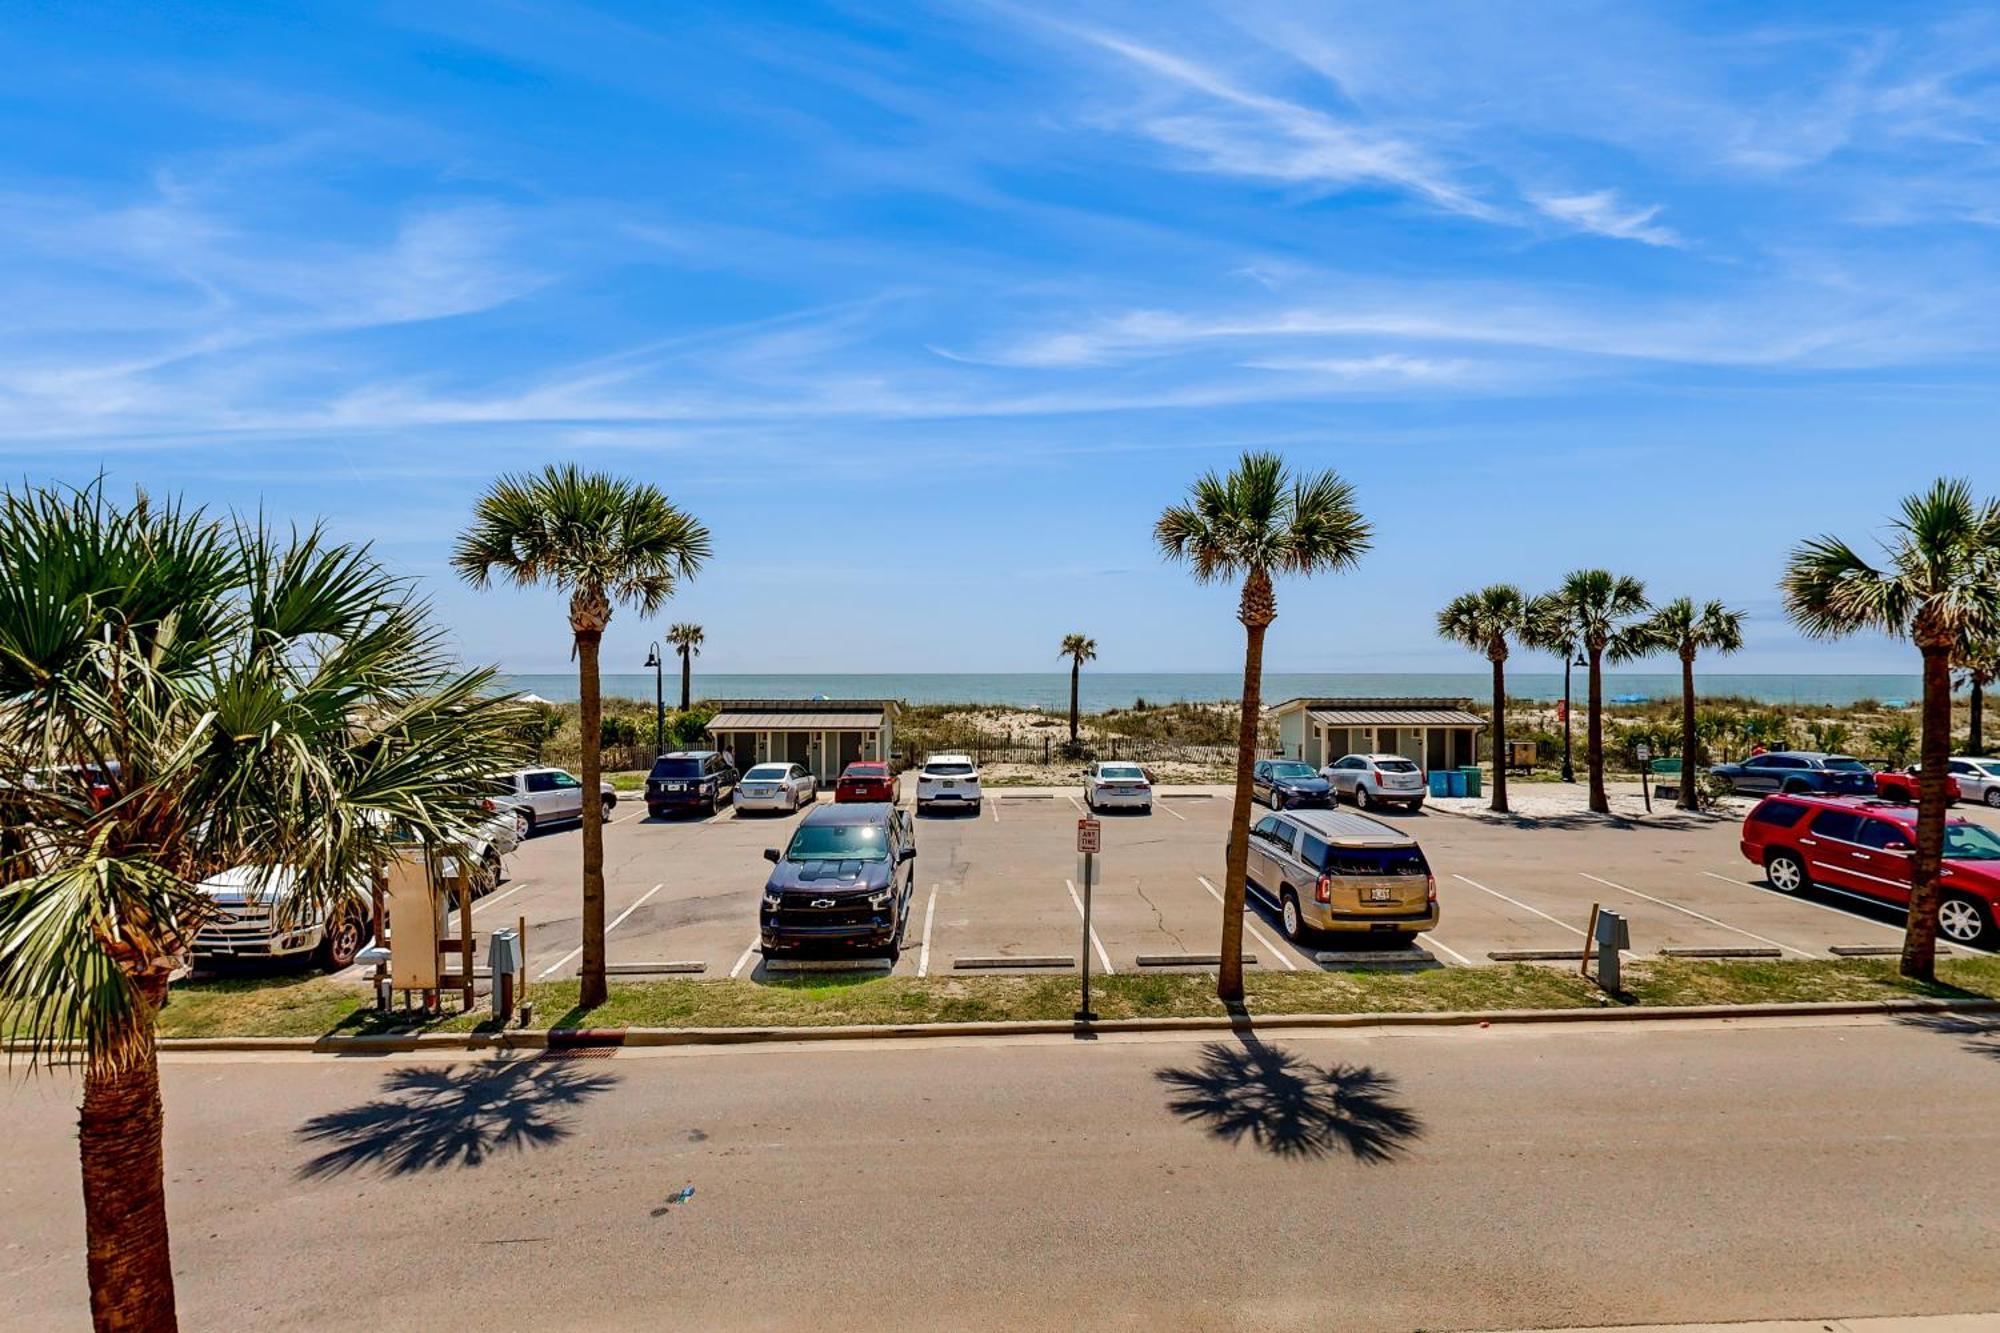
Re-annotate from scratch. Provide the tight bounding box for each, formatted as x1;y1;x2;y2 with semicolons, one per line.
1532;190;1683;247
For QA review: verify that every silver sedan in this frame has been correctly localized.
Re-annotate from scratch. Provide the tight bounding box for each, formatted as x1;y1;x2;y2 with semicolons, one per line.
736;762;819;814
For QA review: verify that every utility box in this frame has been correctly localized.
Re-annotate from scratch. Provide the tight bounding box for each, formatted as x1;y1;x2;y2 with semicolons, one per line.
1594;908;1629;993
489;927;522;1022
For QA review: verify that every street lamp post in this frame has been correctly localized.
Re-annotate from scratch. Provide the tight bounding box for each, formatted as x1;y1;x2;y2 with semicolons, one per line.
644;644;665;757
1561;650;1584;784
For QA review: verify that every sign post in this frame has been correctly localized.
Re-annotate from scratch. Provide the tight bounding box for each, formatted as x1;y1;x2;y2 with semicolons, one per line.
1075;817;1101;1023
1635;743;1653;814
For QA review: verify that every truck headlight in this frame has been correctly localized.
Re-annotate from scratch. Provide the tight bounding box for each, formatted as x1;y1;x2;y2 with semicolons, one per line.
867;888;894;910
762;892;782;911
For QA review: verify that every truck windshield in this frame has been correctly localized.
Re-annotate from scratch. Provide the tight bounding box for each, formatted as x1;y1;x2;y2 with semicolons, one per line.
786;824;889;861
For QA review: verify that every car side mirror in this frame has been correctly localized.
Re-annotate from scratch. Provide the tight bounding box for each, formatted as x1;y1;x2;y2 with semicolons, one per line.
898;846;916;863
763;848;781;864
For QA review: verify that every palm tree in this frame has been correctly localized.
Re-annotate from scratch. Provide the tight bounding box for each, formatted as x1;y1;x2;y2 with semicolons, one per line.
1870;718;1917;767
0;481;525;1331
455;465;711;1008
1156;452;1371;1001
1636;598;1746;811
1532;571;1649;814
1059;634;1097;746
1955;634;1999;756
1436;585;1528;814
1783;477;2000;980
668;622;704;712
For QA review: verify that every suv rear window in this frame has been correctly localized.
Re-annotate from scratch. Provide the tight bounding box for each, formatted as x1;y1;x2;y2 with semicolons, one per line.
924;763;975;776
1823;757;1870;772
1375;759;1420;773
1319;845;1429;877
1749;800;1810;829
650;757;706;779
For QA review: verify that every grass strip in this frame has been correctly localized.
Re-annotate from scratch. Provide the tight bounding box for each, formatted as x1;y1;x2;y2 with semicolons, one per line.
147;955;2000;1041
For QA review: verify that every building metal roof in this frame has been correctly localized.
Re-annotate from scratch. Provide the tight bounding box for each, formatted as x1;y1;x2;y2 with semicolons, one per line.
707;699;888;731
1304;701;1485;728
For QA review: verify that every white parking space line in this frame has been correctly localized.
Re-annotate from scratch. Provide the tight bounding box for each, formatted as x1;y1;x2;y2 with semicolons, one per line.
1067;794;1085;813
728;934;760;979
1064;879;1116;974
1420;934;1475;966
988;796;1000;822
1701;871;1905;934
1157;801;1187;821
535;882;664;980
609;808;642;824
918;883;939;978
1197;874;1296;970
469;881;529;916
1580;872;1814;958
1452;873;1634;958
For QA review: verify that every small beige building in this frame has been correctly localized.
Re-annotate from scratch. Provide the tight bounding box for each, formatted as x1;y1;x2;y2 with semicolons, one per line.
1271;697;1486;772
704;698;899;783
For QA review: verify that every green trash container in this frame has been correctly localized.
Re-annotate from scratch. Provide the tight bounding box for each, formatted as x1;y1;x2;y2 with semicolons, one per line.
1459;766;1482;798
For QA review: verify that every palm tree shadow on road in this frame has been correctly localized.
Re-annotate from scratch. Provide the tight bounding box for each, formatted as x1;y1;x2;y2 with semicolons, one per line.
296;1059;618;1179
1897;1012;2000;1062
1153;1033;1423;1164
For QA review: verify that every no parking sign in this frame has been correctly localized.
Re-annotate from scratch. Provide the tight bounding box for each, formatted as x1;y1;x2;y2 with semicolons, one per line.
1076;817;1101;854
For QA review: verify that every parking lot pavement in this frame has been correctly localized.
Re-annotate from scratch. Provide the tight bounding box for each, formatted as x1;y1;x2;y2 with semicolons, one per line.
479;784;1988;986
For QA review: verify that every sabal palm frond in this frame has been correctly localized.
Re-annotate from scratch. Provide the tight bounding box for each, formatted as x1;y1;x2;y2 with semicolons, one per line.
1437;585;1527;813
1782;477;2000;980
668;622;705;656
1060;634;1097;665
0;479;528;1326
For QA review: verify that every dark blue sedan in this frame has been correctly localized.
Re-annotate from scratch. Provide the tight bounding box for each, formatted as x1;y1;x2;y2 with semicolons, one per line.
1708;751;1876;797
1252;759;1334;810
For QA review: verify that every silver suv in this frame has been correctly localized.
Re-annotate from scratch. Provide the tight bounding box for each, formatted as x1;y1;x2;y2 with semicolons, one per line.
1321;753;1427;812
487;767;618;838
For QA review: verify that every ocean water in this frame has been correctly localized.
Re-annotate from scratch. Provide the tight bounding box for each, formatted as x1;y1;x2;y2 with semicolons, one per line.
495;672;1929;711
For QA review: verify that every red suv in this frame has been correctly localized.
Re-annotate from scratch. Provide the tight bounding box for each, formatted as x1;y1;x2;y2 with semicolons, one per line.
1739;793;2000;948
835;760;896;804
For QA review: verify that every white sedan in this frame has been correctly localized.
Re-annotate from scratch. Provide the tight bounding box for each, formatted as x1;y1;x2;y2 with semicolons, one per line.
736;763;818;814
1084;761;1153;813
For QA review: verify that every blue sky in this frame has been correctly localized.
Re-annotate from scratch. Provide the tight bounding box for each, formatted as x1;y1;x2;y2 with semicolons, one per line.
6;1;1999;675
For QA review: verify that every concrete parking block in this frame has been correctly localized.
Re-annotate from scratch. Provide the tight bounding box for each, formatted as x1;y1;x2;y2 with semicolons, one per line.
1488;949;1587;962
764;957;894;973
1314;947;1441;969
605;961;707;974
1659;946;1782;959
952;956;1074;970
1134;953;1257;967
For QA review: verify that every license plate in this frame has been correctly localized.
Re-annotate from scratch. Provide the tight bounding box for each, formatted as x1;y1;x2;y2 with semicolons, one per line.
940;779;956;788
667;782;687;791
1368;887;1394;903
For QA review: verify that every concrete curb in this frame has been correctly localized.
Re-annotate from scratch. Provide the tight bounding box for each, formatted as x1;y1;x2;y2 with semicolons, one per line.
130;994;2000;1056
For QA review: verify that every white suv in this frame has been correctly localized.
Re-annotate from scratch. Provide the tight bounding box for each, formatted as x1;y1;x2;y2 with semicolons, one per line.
916;754;982;816
486;767;618;838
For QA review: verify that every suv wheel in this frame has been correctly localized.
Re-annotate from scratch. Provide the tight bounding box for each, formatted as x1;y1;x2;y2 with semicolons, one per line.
1280;890;1308;944
1354;786;1373;811
1986;788;2000;809
513;808;534;840
318;911;364;970
1782;779;1809;795
477;850;503;896
1938;895;1994;948
601;794;616;820
1766;850;1809;894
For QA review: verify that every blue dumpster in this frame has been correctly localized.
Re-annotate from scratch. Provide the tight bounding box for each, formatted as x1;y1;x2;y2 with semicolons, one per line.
1444;770;1467;798
1428;770;1450;797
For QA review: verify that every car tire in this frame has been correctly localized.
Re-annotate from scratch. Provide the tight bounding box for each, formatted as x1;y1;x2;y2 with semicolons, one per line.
1939;894;1995;949
1354;786;1372;811
601;794;616;821
478;849;503;895
1279;889;1309;944
1986;788;2000;809
1782;779;1809;795
970;800;982;816
513;808;534;840
1765;850;1809;894
318;911;365;970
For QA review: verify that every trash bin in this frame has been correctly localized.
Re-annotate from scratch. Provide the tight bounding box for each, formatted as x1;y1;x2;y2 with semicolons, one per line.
1428;770;1450;797
1459;766;1482;798
1444;770;1467;798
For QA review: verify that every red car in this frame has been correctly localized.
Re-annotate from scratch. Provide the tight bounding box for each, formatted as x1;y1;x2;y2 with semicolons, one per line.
835;760;897;804
1740;793;2000;948
1872;767;1960;805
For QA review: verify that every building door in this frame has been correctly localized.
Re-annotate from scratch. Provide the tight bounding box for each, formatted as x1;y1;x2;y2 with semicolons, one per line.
838;731;864;774
785;732;812;766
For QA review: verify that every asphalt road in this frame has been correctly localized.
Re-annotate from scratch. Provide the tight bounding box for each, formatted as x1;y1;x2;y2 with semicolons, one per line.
6;1014;2000;1331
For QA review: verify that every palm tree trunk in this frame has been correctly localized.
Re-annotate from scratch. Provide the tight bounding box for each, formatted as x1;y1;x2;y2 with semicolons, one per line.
577;630;609;1009
80;975;177;1332
1904;643;1953;982
1586;647;1608;814
1068;660;1081;746
678;649;691;712
1220;572;1274;1004
1678;650;1700;812
1488;651;1508;815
